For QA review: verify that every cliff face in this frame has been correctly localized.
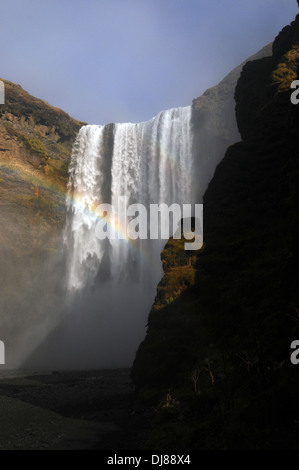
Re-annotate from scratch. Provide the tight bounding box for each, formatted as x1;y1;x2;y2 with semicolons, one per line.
0;79;85;257
191;44;272;200
0;80;85;365
132;16;299;449
0;43;272;266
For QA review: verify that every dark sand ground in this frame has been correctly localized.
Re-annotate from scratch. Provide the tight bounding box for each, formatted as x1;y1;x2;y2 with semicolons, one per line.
0;369;153;450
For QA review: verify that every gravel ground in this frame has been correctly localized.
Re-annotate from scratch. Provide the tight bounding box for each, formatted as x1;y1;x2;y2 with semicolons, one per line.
0;369;153;450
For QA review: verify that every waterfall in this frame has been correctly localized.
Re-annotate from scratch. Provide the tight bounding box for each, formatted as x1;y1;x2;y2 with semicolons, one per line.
51;106;194;368
65;106;193;292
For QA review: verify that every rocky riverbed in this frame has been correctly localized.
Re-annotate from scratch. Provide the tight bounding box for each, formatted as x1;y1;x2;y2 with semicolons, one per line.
0;368;153;450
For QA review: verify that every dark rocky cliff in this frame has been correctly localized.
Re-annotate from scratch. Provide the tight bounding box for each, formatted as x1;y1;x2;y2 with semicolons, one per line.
132;16;299;449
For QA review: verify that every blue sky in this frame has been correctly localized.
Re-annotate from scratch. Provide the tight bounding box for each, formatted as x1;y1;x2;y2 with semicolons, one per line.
1;0;297;124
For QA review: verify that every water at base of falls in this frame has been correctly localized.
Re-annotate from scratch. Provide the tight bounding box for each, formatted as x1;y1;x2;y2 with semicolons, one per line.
31;106;193;369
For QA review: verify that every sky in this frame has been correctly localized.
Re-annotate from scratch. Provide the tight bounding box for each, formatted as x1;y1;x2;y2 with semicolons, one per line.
1;0;297;125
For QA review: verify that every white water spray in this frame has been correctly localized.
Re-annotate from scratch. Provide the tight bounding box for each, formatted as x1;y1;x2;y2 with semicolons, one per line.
65;106;193;292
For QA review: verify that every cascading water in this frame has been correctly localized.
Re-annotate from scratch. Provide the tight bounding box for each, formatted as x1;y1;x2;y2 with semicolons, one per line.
8;48;249;370
47;106;194;368
65;106;193;292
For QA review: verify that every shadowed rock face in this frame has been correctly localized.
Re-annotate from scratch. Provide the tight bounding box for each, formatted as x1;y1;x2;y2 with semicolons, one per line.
132;16;299;449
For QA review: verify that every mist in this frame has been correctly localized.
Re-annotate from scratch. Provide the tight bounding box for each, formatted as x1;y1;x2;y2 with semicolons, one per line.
23;273;161;370
0;43;273;372
0;246;67;368
0;232;164;370
0;77;240;371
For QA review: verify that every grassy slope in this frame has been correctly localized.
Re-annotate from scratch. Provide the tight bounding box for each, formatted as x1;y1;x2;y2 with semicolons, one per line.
0;79;85;256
